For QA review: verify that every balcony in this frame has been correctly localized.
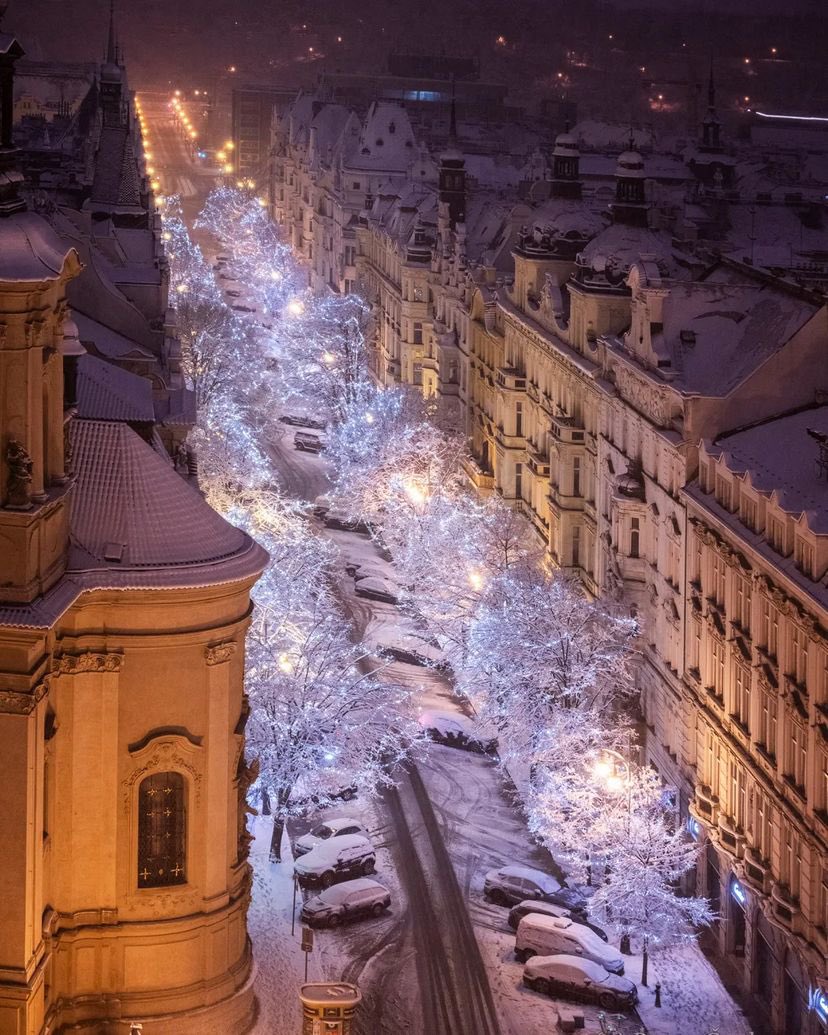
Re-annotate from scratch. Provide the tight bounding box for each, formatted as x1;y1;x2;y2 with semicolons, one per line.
716;814;747;860
496;367;527;392
770;882;800;929
692;785;720;825
741;848;772;896
550;414;586;444
527;446;550;478
463;456;495;493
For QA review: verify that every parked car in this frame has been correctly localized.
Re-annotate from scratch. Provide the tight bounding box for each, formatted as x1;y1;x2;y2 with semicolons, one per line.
418;710;497;755
508;900;607;941
325;510;371;533
515;914;624;974
293;431;326;453
225;289;241;297
294;834;376;889
231;304;257;313
483;865;587;914
301;877;391;928
354;576;399;604
279;413;328;431
522;955;638;1011
292;783;358;810
376;633;445;669
294;818;368;858
352;565;392;582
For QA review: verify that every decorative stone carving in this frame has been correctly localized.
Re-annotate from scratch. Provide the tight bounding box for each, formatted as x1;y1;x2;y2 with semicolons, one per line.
614;366;671;427
205;641;237;666
123;737;203;809
0;678;49;715
57;651;123;675
5;439;33;510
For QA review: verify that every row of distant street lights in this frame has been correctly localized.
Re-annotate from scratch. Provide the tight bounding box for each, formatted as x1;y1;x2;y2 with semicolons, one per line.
134;96;162;195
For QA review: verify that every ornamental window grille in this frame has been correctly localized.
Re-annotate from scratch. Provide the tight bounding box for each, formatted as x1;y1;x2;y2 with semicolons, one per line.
138;772;187;888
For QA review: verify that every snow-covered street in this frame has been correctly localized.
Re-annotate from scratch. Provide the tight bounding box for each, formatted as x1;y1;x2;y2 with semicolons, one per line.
143;95;755;1035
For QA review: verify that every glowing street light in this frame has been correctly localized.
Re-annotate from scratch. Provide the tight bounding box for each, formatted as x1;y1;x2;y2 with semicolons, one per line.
175;283;189;294
286;298;305;317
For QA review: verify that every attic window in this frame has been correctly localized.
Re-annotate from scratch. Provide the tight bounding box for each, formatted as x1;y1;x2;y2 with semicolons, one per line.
104;542;125;563
680;330;696;345
389;121;396;134
352;180;361;189
361;147;370;155
657;358;672;368
375;138;384;146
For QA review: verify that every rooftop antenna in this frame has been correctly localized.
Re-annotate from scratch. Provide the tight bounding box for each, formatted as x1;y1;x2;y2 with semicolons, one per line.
106;0;117;65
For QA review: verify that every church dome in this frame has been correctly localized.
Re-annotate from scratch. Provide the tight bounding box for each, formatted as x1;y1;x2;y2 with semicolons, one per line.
553;132;579;158
615;150;645;178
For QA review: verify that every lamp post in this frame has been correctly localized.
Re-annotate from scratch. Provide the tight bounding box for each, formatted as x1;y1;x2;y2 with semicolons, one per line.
593;747;633;955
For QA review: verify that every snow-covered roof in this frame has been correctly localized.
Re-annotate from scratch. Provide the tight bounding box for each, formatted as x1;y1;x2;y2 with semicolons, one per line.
68;419;258;571
0;210;79;282
713;406;828;534
76;354;155;422
577;224;678;282
650;278;818;396
348;102;416;173
73;311;154;361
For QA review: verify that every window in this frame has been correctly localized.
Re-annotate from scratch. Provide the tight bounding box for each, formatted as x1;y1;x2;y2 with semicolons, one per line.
760;598;779;658
780;826;800;898
733;663;750;730
758;687;777;759
138;772;187;888
715;474;732;511
785;720;807;794
729;761;746;828
712;553;726;607
794;536;815;577
352;180;361;190
630;517;640;558
768;515;786;554
515;462;523;501
412;362;423;386
344;245;355;267
572;525;581;567
515;402;523;438
689;616;702;673
691;534;703;587
740;495;757;531
754;791;774;859
734;575;751;633
818;751;828;818
573;457;582;498
710;637;726;700
413;285;424;302
413;322;423;345
789;624;809;686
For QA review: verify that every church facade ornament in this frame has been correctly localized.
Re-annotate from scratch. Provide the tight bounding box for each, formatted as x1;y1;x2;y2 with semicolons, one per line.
205;640;237;666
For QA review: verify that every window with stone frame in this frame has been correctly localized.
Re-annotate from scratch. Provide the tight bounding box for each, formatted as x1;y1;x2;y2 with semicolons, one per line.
794;535;815;578
715;473;732;511
711;552;726;607
759;597;779;659
784;717;807;796
758;685;778;760
739;493;758;532
767;513;786;554
709;636;726;702
732;661;751;731
788;622;809;688
733;574;751;634
138;772;187;888
818;750;828;821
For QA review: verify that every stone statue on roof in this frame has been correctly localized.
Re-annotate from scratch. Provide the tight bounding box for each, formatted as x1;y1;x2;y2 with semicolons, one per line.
5;439;33;509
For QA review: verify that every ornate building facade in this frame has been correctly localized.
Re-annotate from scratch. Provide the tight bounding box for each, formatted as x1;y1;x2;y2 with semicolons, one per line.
0;15;266;1034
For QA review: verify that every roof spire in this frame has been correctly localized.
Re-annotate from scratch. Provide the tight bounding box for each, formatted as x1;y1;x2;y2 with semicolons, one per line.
106;0;117;65
448;75;457;145
708;54;716;111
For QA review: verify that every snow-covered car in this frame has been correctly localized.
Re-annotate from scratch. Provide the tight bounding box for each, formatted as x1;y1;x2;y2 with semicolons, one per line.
300;877;391;928
325;510;372;533
292;783;357;810
483;865;587;914
293;432;326;453
313;495;333;518
515;914;624;974
418;710;497;755
354;577;399;604
279;413;328;431
294;818;368;858
225;289;241;297
376;633;445;669
508;900;607;941
294;833;376;889
352;565;392;582
231;304;257;313
522;955;638;1011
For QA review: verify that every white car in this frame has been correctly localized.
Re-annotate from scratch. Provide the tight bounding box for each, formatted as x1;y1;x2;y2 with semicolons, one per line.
515;913;624;974
294;817;368;858
354;576;399;603
294;833;376;888
418;710;497;754
300;877;391;928
523;955;638;1011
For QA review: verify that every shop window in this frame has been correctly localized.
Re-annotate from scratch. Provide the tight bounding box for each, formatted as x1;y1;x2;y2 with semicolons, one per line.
138;772;187;888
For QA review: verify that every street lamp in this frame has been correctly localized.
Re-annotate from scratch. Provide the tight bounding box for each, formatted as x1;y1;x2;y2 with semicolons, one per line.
593;747;633;954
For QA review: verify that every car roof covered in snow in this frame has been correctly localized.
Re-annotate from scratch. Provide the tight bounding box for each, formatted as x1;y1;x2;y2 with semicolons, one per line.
525;954;608;981
493;865;561;892
296;833;372;866
316;877;387;904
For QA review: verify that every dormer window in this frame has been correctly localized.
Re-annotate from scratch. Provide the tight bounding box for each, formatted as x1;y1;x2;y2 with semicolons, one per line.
794;535;815;578
715;473;732;511
680;329;696;346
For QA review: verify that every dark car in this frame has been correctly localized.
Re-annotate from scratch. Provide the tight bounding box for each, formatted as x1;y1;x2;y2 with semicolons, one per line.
300;877;391;928
293;431;326;453
508;899;607;940
419;710;497;755
294;834;376;889
279;414;328;431
523;955;638;1011
231;304;257;313
483;865;587;914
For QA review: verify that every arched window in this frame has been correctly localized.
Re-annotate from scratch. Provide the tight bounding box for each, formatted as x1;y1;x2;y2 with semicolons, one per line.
138;772;187;888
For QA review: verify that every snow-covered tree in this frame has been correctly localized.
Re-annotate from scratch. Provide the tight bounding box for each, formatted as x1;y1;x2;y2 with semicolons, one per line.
461;567;639;767
245;598;421;860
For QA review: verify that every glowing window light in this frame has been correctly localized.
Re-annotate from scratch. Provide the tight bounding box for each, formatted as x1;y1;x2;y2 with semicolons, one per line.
730;878;747;906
